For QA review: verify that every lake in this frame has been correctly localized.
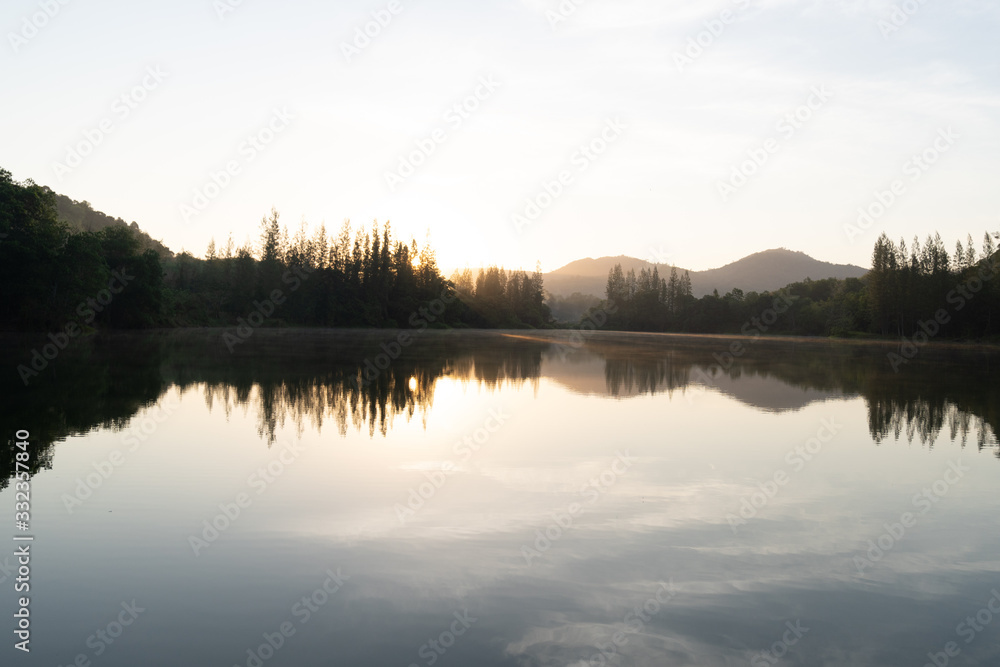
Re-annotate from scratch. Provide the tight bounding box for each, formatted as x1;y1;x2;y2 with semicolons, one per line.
2;329;999;666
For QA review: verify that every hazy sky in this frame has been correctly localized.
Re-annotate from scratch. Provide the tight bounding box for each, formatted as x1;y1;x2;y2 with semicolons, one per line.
3;0;998;272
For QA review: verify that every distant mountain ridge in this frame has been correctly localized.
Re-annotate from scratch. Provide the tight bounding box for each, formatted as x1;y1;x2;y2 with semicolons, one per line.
544;248;868;299
41;184;865;301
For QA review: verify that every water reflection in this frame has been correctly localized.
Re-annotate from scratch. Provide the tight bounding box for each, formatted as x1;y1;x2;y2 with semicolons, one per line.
3;329;1000;667
2;330;998;490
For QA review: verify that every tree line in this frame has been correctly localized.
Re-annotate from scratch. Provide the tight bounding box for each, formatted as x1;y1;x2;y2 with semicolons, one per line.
597;231;999;339
602;264;694;331
0;169;163;330
168;210;550;329
868;232;997;337
450;265;548;328
4;167;997;340
0;169;550;331
166;209;469;328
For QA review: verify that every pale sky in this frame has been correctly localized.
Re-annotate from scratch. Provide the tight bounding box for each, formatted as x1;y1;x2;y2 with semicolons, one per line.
3;0;998;273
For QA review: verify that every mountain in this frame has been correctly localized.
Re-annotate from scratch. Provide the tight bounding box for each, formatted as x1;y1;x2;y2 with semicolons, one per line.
545;255;664;300
544;248;868;301
693;248;868;296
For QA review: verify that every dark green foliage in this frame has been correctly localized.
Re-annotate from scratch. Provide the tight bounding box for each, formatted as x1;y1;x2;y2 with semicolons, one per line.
601;231;1000;340
0;169;165;331
0;168;550;332
5;166;995;340
0;168;70;329
159;217;545;330
865;232;1000;338
603;264;694;331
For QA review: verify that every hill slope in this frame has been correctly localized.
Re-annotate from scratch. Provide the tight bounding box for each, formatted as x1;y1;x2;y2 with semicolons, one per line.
50;191;172;258
693;248;867;296
544;248;867;300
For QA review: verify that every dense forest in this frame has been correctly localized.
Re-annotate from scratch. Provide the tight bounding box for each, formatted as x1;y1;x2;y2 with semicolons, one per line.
3;167;998;341
599;231;999;340
1;169;164;330
164;211;548;329
0;169;548;331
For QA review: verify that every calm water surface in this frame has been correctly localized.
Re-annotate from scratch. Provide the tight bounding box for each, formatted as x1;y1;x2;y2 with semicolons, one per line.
2;330;999;666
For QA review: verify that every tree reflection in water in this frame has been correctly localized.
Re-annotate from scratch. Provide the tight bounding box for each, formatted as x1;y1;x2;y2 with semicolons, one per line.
2;330;996;490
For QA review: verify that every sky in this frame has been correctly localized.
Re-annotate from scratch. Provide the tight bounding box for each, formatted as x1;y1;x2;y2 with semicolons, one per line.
2;0;998;273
